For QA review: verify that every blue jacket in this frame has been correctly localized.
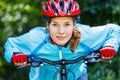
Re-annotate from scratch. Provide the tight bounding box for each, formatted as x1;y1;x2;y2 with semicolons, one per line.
4;23;120;80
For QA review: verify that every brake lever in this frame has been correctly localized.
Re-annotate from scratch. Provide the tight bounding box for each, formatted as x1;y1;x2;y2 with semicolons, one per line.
84;53;112;64
96;59;112;64
17;57;43;69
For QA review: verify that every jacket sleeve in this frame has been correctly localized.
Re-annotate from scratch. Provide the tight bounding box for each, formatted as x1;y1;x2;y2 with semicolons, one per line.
4;27;46;63
76;23;120;52
92;24;120;51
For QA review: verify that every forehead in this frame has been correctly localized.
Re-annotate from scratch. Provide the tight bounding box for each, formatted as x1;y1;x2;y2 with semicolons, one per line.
51;17;73;22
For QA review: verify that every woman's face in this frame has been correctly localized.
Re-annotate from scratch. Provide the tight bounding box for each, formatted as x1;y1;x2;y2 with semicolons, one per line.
47;17;75;46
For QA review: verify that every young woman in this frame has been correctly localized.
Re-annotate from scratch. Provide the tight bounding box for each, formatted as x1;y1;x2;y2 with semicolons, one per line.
4;0;120;80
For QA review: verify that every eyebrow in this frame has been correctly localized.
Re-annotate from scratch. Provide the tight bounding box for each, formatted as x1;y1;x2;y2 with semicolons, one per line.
52;20;72;23
51;21;58;23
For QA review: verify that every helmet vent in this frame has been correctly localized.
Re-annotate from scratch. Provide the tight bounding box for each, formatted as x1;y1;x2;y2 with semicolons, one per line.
67;1;72;15
51;2;58;15
43;4;48;11
59;0;64;11
75;4;79;9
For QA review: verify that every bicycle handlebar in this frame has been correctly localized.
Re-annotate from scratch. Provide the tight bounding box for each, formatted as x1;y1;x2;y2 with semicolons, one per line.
17;53;111;69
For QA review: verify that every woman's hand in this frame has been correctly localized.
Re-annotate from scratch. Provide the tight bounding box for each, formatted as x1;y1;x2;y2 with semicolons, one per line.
99;46;115;60
12;53;30;66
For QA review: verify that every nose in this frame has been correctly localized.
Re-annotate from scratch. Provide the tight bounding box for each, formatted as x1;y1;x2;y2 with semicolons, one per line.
59;27;65;34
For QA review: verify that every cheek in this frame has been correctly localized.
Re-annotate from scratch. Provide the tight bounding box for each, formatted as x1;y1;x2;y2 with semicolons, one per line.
65;28;73;39
68;30;73;38
49;28;57;37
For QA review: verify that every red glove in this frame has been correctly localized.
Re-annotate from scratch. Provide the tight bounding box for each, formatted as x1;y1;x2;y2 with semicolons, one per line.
100;46;115;59
12;53;28;65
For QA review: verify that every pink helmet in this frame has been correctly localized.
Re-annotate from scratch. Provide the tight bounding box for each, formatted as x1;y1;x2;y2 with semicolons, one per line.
42;0;81;20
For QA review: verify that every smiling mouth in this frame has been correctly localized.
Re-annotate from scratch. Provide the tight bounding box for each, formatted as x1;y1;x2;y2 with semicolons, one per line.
56;36;65;40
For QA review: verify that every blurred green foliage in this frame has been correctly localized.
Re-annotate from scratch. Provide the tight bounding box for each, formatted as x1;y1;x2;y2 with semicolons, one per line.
0;0;120;80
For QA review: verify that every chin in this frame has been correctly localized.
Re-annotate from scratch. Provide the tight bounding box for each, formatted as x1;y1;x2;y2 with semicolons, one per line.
57;42;66;46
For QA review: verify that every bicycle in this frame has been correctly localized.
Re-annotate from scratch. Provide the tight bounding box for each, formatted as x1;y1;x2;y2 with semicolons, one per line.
18;53;111;80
